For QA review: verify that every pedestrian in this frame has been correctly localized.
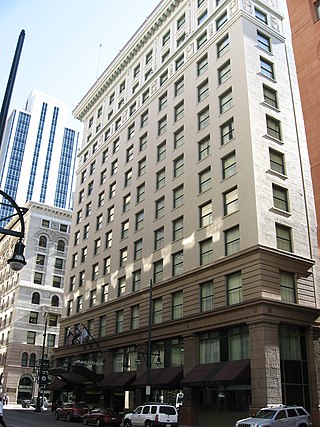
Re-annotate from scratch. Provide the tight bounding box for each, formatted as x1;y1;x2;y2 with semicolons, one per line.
0;397;7;427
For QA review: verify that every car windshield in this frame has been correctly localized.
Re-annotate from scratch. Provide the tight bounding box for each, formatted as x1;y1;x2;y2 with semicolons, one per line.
255;409;276;419
101;409;117;414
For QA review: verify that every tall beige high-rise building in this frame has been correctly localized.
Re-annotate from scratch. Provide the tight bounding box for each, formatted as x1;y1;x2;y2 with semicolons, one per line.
52;1;320;426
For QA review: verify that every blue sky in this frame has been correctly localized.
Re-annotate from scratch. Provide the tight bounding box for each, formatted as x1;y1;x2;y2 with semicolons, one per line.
0;0;160;127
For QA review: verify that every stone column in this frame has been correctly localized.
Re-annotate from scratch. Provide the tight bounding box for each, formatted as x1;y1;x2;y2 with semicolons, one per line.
249;321;282;414
179;334;199;426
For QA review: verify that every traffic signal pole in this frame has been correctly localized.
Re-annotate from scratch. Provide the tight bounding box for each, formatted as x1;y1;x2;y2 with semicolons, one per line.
35;318;48;412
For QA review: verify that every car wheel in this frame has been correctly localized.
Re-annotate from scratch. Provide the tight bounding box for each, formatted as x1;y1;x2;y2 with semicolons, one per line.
96;420;100;427
26;403;30;408
124;419;132;427
55;412;60;420
145;421;151;427
83;418;88;425
66;413;71;422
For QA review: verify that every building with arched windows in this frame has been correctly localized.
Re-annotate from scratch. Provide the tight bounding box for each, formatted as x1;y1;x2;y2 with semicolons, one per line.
0;201;71;403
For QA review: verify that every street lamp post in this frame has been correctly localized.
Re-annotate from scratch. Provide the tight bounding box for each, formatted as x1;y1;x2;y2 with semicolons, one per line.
34;318;48;412
146;279;153;401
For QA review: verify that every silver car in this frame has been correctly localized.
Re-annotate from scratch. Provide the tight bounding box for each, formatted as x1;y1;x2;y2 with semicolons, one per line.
235;405;311;427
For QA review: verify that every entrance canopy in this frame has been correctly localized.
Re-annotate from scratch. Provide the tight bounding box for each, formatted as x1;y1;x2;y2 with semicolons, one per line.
134;367;183;388
99;371;136;389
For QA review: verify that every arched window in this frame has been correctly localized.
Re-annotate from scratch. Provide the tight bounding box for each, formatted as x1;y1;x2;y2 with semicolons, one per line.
57;240;65;252
39;236;47;248
29;353;36;367
21;352;28;367
31;292;40;304
51;295;59;307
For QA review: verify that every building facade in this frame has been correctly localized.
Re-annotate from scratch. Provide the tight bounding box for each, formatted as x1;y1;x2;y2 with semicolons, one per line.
0;89;79;224
286;1;320;255
0;202;71;403
53;0;320;426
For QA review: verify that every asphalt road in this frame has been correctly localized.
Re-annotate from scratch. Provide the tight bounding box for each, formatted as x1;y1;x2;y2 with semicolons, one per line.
2;405;65;427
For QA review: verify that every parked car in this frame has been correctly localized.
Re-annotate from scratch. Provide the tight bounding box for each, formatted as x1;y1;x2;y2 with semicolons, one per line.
235;404;311;427
55;401;89;422
83;407;122;427
124;403;178;427
21;396;47;408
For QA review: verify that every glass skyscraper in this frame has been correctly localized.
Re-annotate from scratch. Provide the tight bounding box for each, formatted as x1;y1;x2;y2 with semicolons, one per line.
0;90;79;224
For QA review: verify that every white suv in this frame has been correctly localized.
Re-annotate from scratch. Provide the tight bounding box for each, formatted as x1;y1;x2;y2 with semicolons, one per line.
124;403;178;427
235;405;312;427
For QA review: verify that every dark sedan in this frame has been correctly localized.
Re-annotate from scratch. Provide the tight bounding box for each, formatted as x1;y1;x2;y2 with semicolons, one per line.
83;408;122;427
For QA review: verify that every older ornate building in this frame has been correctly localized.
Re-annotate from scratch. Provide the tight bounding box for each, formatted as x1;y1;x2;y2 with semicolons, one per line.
53;1;320;426
0;202;71;403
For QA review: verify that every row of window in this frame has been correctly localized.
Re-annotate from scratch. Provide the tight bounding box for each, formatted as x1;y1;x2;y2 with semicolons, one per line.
67;267;296;318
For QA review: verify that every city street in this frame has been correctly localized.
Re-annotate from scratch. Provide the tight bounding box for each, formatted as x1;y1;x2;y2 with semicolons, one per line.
2;405;63;427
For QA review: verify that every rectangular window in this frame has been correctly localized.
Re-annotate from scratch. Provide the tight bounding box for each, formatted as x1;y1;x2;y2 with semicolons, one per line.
133;269;141;291
131;305;140;330
199;332;220;363
105;230;112;248
220;117;234;145
138;157;146;176
172;250;183;276
158;116;167;135
121;220;129;239
200;281;213;312
155;196;165;219
198;135;210;160
175;76;185;97
270;149;285;175
154;227;165;250
126;145;134;163
174;127;184;149
140;110;148;128
197;54;208;76
123;193;131;212
29;311;38;324
118;277;126;298
98;192;105;208
199;167;212;193
76;295;83;312
200;238;213;265
173;185;184;208
116;310;124;333
159;92;168;111
137;183;145;203
273;184;289;211
175;54;184;71
173;216;183;241
146;50;153;65
222;151;236;179
120;247;128;267
27;331;36;345
53;276;62;288
255;7;268;24
153;298;163;324
172;291;183;320
162;30;170;46
276;224;292;252
155;170;165;196
225;225;240;255
160;70;168;86
34;272;43;285
124;169;132;187
224;187;238;215
177;13;186;30
197;79;209;102
216;11;227;30
99;315;106;338
227;271;243;305
157;141;166;162
260;57;275;79
134;239;143;260
142;88;150;103
101;283;109;302
109;182;116;199
92;263;99;281
257;31;271;52
128;124;135;140
79;270;85;287
315;1;320;20
219;88;233;113
135;210;144;231
176;33;186;47
107;205;114;222
173;155;184;177
174;90;185;117
280;271;296;303
266;115;281;140
198;107;210;130
197;31;207;49
217;34;229;57
263;85;278;108
218;60;231;85
198;9;208;25
89;289;96;307
153;259;164;284
200;202;212;227
103;256;110;275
